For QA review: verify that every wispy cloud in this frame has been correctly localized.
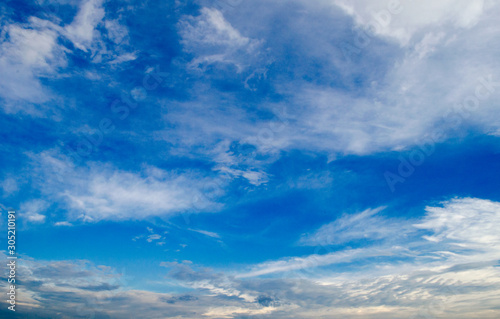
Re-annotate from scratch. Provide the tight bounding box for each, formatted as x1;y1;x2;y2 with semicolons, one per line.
179;7;262;71
298;206;408;246
237;246;400;278
188;228;221;239
240;198;500;281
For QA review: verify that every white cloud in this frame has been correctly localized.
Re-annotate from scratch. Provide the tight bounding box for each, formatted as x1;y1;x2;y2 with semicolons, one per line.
415;198;500;252
331;0;487;45
0;21;66;110
28;150;224;221
20;199;49;223
290;0;500;155
63;170;197;220
135;227;166;243
108;52;137;64
54;221;73;226
64;0;105;51
147;234;162;242
61;0;135;63
186;7;250;47
188;228;221;239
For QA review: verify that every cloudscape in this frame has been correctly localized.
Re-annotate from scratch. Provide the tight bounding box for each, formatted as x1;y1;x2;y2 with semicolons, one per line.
1;0;500;318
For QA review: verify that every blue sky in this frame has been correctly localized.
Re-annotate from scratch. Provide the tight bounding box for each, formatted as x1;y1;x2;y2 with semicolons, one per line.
1;0;500;318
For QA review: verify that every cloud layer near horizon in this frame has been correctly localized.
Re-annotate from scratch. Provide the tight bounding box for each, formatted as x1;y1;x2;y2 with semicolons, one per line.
2;198;500;318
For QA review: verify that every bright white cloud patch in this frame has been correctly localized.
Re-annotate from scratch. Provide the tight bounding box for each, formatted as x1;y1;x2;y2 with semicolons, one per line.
20;199;50;223
415;198;500;251
27;150;224;221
